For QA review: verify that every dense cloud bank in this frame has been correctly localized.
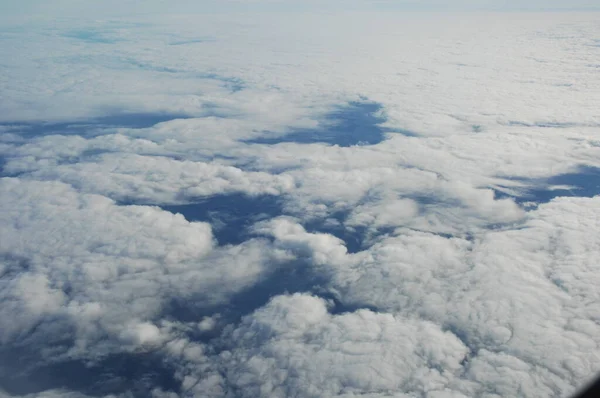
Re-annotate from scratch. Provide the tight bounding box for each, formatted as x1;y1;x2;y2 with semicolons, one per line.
1;11;600;398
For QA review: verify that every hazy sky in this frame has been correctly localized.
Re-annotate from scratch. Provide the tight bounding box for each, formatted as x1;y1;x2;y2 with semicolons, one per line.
2;0;600;18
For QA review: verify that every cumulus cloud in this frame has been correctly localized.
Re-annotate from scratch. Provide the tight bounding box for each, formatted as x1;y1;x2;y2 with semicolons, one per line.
0;178;290;363
254;217;348;265
11;151;294;203
254;198;600;396
1;7;600;398
217;293;470;398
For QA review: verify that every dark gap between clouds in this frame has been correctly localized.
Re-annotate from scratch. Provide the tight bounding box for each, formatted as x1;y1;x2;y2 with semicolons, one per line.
169;38;215;45
159;194;390;253
0;99;511;398
116;58;245;92
1;99;391;145
160;194;284;246
195;73;245;92
63;29;122;44
158;196;396;318
0;349;180;398
505;120;600;128
0;253;180;397
0;194;467;398
0;112;193;138
494;166;600;206
244;101;415;147
166;258;328;329
0;257;358;398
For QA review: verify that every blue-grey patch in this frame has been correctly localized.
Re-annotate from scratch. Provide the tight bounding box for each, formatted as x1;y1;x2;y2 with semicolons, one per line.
245;101;415;147
0;349;180;397
165;259;374;342
2;263;352;398
115;58;245;91
169;38;214;46
125;61;245;91
160;194;284;246
195;73;245;92
442;323;478;368
159;193;395;253
56;53;245;92
0;255;180;397
168;257;328;324
302;212;394;254
63;29;120;44
495;166;600;205
507;120;579;128
123;58;180;73
0;112;192;138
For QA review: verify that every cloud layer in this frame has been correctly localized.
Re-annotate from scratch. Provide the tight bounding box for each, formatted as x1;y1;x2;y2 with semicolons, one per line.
1;8;600;398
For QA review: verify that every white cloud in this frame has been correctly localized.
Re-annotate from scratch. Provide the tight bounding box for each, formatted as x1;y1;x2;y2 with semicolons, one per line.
0;178;289;359
1;9;600;398
346;197;420;229
256;198;600;396
215;293;471;398
254;217;348;265
15;152;294;203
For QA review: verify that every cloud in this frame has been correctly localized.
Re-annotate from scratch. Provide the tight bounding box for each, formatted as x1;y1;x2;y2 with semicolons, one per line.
254;198;600;396
0;178;292;363
2;8;600;398
216;293;470;398
10;151;295;203
254;217;348;265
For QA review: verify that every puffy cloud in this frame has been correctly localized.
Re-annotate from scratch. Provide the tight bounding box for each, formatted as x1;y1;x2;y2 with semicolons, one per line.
2;8;600;398
257;198;600;396
346;197;420;229
2;129;530;236
0;178;289;361
216;293;470;398
254;217;347;264
16;152;294;203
